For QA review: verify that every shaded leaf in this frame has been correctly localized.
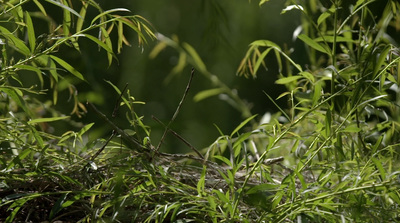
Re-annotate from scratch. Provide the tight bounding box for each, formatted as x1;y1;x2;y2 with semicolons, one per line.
49;55;85;80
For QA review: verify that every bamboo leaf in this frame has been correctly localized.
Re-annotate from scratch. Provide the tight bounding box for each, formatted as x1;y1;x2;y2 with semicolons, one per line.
33;0;47;16
49;55;85;80
246;183;279;195
281;5;304;14
45;0;82;18
197;166;207;196
182;42;207;73
214;155;232;167
0;87;33;117
298;34;329;54
100;26;113;65
25;12;35;53
253;48;272;74
76;2;88;33
193;88;225;102
74;34;116;61
0;26;30;56
317;7;335;26
372;157;386;180
91;8;131;25
275;75;302;84
49;193;69;220
28;116;70;124
230;114;257;137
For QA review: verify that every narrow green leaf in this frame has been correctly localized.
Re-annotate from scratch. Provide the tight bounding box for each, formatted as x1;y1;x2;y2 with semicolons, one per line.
75;34;116;60
300;71;315;83
317;7;335;26
182;42;207;73
34;55;59;82
77;123;95;137
281;5;304;14
0;26;30;56
214;155;232;167
372;157;386;180
193;88;225;102
246;183;279;195
275;75;302;84
76;2;88;33
28;116;70;124
49;55;85;80
91;8;131;25
259;0;271;6
104;80;130;109
197;166;207;196
25;12;36;53
45;0;82;18
298;34;329;54
253;48;272;74
230;114;257;137
314;36;356;43
100;26;113;65
49;193;69;220
0;87;33;117
250;40;281;49
213;189;230;203
62;0;71;37
374;46;390;77
117;21;123;53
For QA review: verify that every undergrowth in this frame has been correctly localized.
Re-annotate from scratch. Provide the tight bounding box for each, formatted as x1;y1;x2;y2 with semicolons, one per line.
1;0;400;222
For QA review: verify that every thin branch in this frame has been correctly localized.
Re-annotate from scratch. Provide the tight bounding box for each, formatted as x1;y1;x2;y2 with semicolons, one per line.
153;116;204;159
82;130;116;171
87;102;148;153
112;83;128;118
156;68;195;152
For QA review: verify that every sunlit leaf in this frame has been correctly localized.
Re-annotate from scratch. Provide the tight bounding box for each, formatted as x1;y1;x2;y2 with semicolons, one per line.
275;75;302;84
91;8;131;25
230;114;257;137
28;116;70;124
45;0;82;18
298;34;329;54
281;5;304;14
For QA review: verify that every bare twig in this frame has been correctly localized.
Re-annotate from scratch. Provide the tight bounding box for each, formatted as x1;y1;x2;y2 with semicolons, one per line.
82;131;116;171
153;116;204;159
112;83;128;118
87;102;148;153
156;68;196;152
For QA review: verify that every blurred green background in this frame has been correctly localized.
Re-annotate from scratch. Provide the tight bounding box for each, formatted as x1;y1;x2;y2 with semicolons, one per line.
57;0;301;153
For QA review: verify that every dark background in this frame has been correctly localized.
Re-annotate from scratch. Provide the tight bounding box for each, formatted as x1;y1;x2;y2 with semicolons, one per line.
85;0;300;153
38;0;302;153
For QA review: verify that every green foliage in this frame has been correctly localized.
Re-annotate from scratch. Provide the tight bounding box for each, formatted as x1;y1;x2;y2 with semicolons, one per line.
1;0;400;222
